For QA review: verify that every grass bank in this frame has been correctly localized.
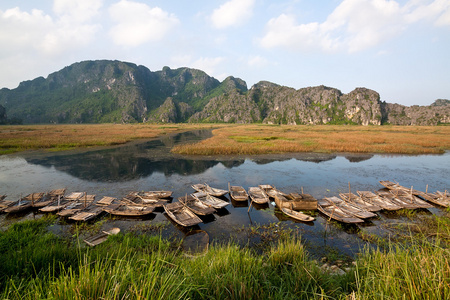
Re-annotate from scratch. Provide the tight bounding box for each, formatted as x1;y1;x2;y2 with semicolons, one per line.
1;213;449;299
0;124;217;155
172;124;450;155
1;124;449;156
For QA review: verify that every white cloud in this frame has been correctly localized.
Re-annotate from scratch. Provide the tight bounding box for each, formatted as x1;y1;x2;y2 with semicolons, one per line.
260;0;450;53
0;1;101;57
260;14;331;52
0;8;52;56
108;0;179;47
53;0;103;23
211;0;255;29
0;1;103;88
404;0;450;26
170;55;225;79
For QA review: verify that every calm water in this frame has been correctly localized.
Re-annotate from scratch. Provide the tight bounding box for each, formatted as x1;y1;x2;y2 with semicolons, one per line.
1;130;449;259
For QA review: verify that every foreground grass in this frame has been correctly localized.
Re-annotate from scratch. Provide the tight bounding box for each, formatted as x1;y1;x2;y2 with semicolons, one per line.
1;214;450;299
172;124;450;155
0;123;217;154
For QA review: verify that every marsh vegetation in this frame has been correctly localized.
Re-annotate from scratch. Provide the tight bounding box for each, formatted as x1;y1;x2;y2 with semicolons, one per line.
172;124;450;155
0;124;217;155
1;124;449;155
1;210;449;299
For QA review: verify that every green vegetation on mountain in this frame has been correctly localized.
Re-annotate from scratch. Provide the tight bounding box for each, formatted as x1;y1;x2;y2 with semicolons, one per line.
0;60;448;125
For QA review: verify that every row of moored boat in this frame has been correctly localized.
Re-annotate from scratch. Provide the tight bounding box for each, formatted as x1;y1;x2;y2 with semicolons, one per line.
317;180;449;223
0;181;448;226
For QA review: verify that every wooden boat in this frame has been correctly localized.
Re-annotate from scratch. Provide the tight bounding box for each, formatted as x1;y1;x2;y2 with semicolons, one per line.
32;188;67;208
65;192;85;201
379;180;409;191
271;189;317;211
248;187;269;204
191;192;229;209
47;188;66;198
4;197;33;213
280;207;315;222
389;189;433;209
39;196;72;213
286;192;318;210
259;184;288;198
324;197;377;219
57;202;84;217
103;203;156;217
0;197;16;212
273;191;290;208
436;191;450;203
375;191;419;209
31;189;67;208
96;196;117;206
357;191;402;211
84;227;120;247
192;183;228;197
22;192;45;205
164;202;202;227
339;192;382;212
125;192;169;207
228;184;248;201
417;191;450;207
436;190;449;199
139;190;172;199
31;193;54;208
317;199;364;224
178;195;215;215
379;180;426;197
70;205;104;221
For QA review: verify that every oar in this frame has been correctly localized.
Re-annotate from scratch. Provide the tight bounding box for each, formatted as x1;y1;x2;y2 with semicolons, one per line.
247;192;253;213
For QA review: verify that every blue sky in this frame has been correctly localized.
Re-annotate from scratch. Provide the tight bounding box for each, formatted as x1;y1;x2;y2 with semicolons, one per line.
0;0;449;106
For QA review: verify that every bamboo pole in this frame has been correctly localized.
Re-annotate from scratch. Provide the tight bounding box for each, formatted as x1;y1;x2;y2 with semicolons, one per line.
410;186;414;203
426;184;428;194
348;182;351;201
247;198;253;212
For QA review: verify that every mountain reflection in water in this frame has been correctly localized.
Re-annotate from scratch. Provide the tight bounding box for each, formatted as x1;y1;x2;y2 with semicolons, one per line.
24;130;370;182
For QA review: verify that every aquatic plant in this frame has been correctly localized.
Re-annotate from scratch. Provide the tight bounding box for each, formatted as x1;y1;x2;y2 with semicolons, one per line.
172;124;450;155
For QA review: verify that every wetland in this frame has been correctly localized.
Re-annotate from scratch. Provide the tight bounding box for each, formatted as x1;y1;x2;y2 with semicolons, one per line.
1;129;449;259
1;125;450;299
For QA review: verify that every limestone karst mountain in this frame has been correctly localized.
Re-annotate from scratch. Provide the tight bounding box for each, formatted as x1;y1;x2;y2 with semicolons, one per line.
0;60;448;125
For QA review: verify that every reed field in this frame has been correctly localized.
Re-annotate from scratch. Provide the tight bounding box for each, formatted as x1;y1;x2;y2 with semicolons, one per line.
0;123;217;155
1;123;449;155
172;124;450;155
1;213;449;299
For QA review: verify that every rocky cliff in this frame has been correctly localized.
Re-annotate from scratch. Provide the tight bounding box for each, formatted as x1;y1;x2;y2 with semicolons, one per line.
190;84;385;125
0;60;448;125
0;105;7;124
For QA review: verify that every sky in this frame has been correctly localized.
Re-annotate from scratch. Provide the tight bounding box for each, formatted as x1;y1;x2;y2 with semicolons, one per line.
0;0;449;106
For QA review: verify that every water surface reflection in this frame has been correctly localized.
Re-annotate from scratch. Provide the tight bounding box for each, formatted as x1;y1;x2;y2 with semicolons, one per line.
0;130;449;259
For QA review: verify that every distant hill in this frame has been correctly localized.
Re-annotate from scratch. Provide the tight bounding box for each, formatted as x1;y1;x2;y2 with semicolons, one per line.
0;60;448;125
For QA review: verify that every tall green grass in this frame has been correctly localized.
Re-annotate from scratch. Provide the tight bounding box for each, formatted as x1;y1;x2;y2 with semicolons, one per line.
353;216;450;299
1;215;449;299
